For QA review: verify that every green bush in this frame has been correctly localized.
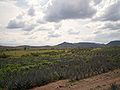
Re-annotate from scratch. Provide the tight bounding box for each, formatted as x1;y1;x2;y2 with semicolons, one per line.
0;53;9;58
110;83;120;90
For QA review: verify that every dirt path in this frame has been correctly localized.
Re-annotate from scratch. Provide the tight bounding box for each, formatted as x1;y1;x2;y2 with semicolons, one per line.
31;69;120;90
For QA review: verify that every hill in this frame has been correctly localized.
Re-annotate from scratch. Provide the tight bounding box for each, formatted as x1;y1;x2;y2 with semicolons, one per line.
55;40;120;48
107;40;120;46
55;42;105;48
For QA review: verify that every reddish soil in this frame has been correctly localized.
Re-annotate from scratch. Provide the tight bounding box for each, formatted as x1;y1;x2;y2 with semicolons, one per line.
30;69;120;90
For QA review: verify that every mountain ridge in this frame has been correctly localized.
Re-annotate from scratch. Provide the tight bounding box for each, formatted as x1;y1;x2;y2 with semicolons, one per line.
0;40;120;49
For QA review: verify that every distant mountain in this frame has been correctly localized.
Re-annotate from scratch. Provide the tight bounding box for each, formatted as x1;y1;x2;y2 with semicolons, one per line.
56;42;75;48
0;40;120;49
56;40;120;48
107;40;120;46
74;42;105;48
55;42;105;48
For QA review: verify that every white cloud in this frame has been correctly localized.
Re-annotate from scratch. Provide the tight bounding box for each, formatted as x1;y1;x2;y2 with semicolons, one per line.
94;0;120;21
44;0;96;22
94;30;120;43
0;0;120;46
28;7;35;16
68;29;80;35
100;21;120;30
7;19;25;29
0;1;22;25
100;1;120;21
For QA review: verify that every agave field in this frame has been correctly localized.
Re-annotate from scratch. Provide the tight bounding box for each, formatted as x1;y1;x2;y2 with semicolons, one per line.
0;47;120;90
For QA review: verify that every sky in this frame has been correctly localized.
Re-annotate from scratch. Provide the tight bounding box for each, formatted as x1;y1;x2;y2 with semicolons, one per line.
0;0;120;46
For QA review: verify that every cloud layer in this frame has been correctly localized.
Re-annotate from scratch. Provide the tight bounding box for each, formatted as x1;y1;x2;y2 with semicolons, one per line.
0;0;120;46
7;19;25;29
100;1;120;21
44;0;97;22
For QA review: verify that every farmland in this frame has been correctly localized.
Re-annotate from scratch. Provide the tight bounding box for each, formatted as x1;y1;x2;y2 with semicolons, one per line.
0;47;120;90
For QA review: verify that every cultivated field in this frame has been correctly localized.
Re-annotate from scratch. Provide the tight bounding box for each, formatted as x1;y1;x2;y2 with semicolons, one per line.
0;47;120;90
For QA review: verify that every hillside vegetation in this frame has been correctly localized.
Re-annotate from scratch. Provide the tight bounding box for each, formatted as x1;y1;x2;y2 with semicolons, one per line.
0;47;120;90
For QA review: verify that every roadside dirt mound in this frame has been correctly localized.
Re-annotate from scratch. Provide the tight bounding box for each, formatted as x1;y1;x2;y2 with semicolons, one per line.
31;69;120;90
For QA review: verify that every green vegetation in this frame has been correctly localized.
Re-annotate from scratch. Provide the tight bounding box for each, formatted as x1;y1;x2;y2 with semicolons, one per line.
110;83;120;90
0;47;120;90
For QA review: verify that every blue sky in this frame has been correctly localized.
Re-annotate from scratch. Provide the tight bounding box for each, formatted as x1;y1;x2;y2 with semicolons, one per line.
0;0;120;46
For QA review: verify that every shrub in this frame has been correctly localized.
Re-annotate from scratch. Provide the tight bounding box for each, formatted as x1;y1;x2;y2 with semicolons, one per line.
110;83;120;90
0;53;9;58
